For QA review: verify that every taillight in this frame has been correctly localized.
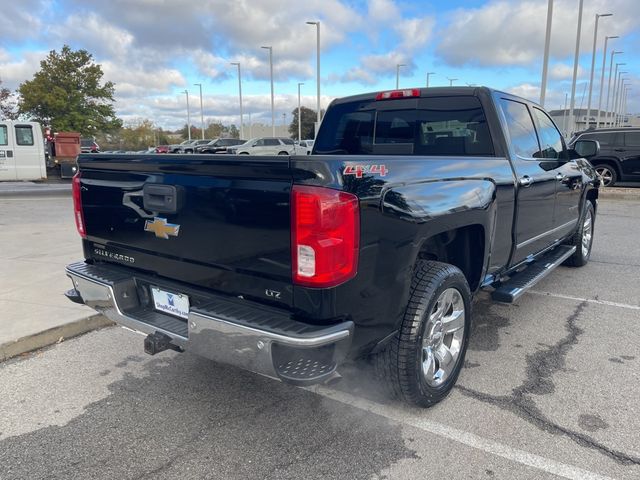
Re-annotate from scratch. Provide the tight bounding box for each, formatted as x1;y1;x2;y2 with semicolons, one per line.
72;172;86;238
291;185;359;288
375;88;420;100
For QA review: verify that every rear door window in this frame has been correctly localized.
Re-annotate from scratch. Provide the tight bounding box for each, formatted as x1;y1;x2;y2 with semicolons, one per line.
314;96;493;156
280;138;294;145
624;132;640;147
0;125;7;145
264;138;280;146
15;125;34;146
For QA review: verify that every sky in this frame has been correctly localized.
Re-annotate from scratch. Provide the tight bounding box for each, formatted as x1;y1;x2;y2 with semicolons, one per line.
0;0;638;130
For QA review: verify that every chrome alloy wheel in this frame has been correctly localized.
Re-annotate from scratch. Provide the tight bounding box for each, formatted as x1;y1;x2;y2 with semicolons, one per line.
582;208;593;258
595;166;613;186
421;288;466;387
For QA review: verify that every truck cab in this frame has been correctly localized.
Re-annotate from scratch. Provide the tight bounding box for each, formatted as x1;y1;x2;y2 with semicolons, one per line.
0;120;46;181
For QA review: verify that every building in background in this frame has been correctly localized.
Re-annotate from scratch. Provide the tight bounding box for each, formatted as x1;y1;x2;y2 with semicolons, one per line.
548;109;639;137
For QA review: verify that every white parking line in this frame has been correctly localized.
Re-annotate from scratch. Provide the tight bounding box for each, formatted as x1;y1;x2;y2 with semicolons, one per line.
306;385;616;480
529;290;640;311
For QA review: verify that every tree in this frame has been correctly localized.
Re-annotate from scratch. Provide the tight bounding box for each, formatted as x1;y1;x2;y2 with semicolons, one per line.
288;106;323;140
0;79;18;120
18;45;122;135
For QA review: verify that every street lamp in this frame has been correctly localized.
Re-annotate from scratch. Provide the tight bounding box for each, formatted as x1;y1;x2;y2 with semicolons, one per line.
230;62;244;139
306;21;321;132
596;36;618;127
194;83;205;140
605;53;623;126
585;13;612;128
620;86;631;127
447;77;458;86
395;64;406;89
426;72;435;88
568;0;585;137
182;89;191;141
297;82;304;141
261;46;275;136
540;0;554;106
615;78;629;127
610;64;626;126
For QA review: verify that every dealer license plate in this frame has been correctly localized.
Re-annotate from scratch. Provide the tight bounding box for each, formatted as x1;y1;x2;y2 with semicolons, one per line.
151;287;190;319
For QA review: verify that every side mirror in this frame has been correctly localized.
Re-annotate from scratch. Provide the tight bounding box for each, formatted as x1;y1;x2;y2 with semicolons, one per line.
573;139;600;158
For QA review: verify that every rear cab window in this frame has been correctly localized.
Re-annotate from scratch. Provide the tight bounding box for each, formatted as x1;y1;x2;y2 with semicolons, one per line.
0;125;7;145
15;125;34;146
314;96;494;156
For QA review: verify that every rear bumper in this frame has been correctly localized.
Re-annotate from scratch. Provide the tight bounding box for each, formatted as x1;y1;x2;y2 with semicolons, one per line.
65;261;353;385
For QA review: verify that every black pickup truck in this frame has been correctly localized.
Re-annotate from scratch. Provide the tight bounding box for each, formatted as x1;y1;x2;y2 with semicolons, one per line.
65;87;600;407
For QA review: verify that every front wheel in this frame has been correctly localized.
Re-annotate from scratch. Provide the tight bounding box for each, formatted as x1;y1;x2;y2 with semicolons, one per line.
564;201;595;267
278;151;289;156
375;261;471;407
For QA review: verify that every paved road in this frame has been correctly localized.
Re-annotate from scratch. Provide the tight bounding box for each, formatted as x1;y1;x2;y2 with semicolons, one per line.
1;198;639;480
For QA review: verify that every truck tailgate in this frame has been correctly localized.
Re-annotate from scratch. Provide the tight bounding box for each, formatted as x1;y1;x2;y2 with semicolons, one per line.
78;155;293;307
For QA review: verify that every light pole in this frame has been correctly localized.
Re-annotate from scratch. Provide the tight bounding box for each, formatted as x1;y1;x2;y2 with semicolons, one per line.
306;21;321;131
194;83;205;139
585;13;612;129
540;0;554;106
605;53;623;126
261;46;275;136
596;36;618;127
183;89;191;141
396;64;405;89
615;78;628;127
230;62;244;139
447;77;458;86
568;0;584;137
562;92;569;136
610;65;626;126
426;72;435;88
297;82;304;141
621;87;630;127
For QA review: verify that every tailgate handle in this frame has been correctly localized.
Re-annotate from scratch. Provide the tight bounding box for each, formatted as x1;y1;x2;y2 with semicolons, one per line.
143;184;183;214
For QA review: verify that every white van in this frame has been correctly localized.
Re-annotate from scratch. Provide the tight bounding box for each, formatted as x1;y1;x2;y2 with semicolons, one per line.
0;121;46;181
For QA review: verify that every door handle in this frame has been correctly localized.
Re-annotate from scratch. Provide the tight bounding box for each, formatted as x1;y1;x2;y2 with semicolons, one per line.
614;148;626;152
519;175;533;187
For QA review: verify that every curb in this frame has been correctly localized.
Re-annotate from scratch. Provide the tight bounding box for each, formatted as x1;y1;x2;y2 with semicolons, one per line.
0;314;115;363
0;186;71;197
598;188;640;201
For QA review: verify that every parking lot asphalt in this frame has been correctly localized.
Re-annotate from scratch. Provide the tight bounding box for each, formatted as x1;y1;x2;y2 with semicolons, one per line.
1;197;639;480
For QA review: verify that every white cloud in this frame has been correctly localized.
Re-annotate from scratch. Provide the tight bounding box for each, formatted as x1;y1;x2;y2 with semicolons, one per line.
437;0;640;68
0;51;47;89
549;63;586;81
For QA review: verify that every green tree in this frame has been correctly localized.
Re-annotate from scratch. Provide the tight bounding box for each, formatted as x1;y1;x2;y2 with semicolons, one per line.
288;106;323;140
17;45;122;134
0;79;18;120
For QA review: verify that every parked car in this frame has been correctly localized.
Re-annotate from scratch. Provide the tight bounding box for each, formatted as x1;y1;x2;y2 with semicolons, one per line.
155;145;169;154
80;138;100;153
65;86;599;408
296;139;314;155
568;127;640;186
0;120;46;181
177;139;212;154
168;140;193;153
227;137;296;155
196;138;246;154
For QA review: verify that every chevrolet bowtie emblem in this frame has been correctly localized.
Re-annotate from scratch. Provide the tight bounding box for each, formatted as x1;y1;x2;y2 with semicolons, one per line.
144;217;180;239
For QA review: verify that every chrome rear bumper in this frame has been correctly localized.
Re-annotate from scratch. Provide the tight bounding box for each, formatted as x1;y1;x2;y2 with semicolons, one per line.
65;261;353;384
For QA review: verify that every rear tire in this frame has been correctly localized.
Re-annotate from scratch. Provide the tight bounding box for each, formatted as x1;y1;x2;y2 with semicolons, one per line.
564;201;595;267
374;261;471;407
593;164;617;187
278;151;289;156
